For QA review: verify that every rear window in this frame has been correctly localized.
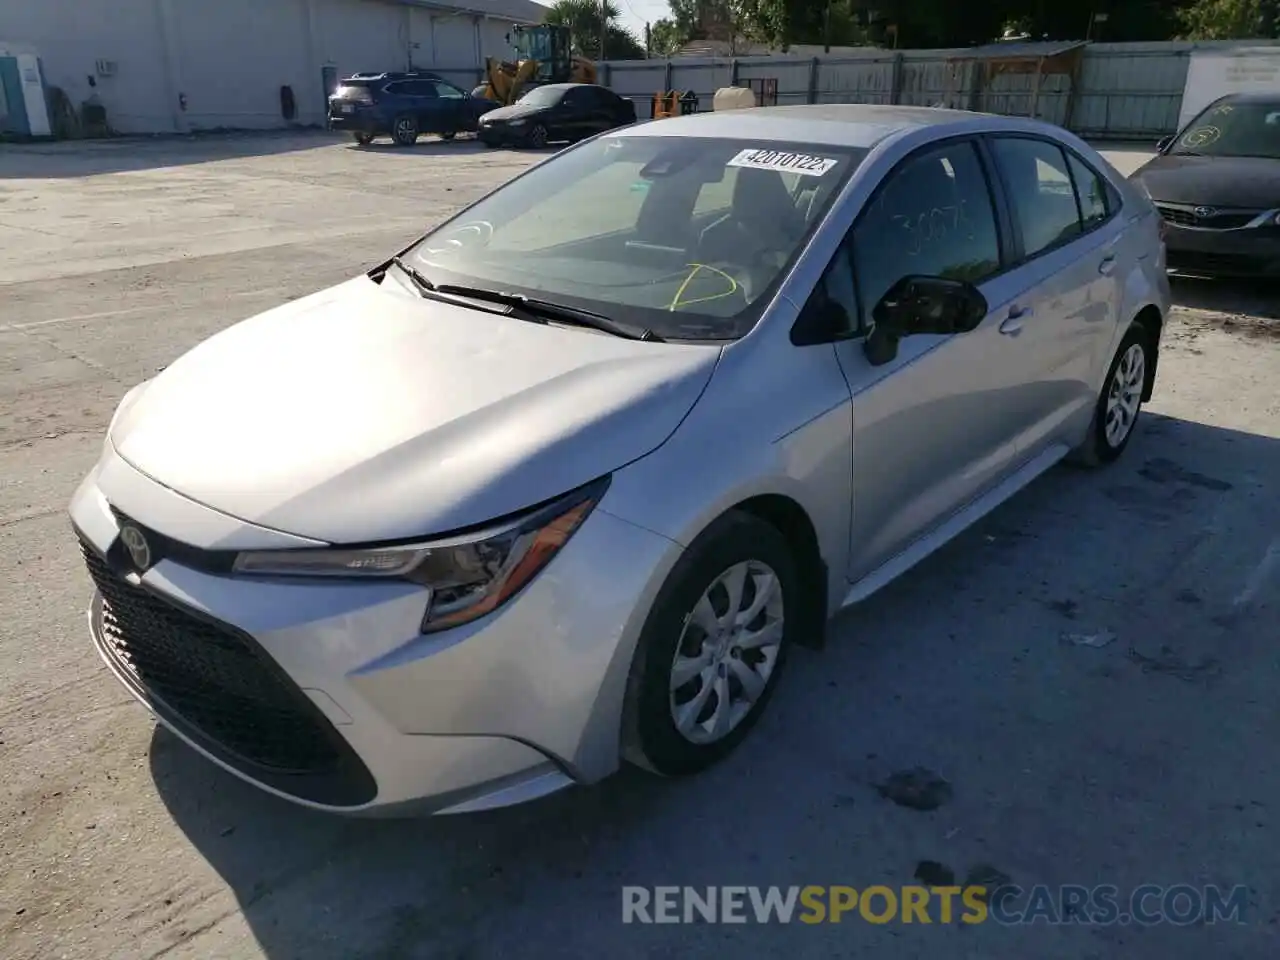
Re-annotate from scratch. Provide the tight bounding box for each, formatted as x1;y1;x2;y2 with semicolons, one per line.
333;83;374;99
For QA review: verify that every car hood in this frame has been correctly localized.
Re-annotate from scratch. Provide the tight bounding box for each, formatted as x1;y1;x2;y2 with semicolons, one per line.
481;103;548;123
1131;154;1280;207
110;276;718;543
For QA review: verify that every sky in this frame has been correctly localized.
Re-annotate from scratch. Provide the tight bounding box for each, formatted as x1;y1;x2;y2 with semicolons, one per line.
612;0;671;40
534;0;670;44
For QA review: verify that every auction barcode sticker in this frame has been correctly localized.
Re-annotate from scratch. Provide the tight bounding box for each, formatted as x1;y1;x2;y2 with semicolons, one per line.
727;148;839;177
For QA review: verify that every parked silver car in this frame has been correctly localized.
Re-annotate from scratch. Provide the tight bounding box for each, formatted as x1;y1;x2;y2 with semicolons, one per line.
71;105;1171;816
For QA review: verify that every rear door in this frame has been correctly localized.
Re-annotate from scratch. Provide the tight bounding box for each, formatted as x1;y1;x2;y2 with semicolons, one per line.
983;136;1126;458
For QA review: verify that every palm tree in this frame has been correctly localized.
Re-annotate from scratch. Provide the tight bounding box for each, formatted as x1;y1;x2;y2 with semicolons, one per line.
544;0;646;59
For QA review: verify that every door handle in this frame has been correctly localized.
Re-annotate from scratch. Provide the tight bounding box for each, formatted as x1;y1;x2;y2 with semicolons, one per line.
1000;305;1030;335
1098;254;1117;276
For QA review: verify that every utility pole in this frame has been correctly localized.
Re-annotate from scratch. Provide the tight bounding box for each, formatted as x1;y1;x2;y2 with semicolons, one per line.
599;0;608;61
823;0;833;53
645;21;652;58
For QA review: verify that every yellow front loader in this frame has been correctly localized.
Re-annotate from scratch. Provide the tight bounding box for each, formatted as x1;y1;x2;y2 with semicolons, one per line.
474;24;598;106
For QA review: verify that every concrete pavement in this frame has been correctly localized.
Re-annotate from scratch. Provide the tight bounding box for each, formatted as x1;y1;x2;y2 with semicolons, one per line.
1;132;1277;960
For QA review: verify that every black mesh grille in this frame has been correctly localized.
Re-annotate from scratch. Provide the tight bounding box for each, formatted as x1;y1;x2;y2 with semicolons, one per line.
82;541;377;805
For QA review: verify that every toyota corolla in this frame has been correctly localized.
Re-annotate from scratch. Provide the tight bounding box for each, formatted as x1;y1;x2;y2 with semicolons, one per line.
71;105;1170;816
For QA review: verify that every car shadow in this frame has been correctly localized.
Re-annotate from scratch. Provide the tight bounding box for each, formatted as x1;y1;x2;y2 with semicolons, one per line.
150;412;1280;958
0;129;343;179
1169;274;1280;322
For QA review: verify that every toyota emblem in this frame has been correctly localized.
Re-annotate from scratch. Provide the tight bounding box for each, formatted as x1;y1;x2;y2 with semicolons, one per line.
119;524;152;571
1193;206;1216;219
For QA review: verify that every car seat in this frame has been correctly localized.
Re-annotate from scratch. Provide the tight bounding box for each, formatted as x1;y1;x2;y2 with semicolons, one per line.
695;167;808;295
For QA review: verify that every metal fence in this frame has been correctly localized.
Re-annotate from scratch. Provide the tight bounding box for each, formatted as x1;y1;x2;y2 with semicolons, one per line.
594;40;1280;140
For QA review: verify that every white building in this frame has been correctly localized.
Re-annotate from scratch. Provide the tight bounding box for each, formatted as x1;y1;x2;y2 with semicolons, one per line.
0;0;547;134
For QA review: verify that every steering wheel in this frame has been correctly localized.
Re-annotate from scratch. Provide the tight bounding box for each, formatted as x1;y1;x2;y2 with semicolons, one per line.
421;220;494;257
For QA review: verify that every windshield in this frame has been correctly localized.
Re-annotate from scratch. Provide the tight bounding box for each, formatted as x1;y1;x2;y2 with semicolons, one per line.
516;86;563;107
406;135;866;340
1172;99;1280;159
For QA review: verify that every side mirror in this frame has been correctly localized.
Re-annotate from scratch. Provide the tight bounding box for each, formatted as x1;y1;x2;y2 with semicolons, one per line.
1157;135;1173;152
864;275;988;366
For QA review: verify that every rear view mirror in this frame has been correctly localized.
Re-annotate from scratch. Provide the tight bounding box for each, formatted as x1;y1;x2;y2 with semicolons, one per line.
864;275;988;366
1157;135;1173;151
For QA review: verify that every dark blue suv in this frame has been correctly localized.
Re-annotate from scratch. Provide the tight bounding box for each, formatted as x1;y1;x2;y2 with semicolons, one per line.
327;71;500;146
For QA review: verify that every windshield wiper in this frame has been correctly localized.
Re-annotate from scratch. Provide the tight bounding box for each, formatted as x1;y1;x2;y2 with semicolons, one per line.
390;256;436;296
433;284;665;342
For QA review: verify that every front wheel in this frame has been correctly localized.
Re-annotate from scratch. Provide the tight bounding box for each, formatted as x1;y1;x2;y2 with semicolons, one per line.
1073;322;1152;466
525;123;548;149
626;512;797;777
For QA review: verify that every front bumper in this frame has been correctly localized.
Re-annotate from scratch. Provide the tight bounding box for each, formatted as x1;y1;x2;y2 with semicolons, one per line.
477;122;528;146
1163;223;1280;278
70;448;679;815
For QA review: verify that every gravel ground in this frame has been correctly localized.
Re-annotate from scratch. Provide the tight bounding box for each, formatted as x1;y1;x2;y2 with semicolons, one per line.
0;132;1277;960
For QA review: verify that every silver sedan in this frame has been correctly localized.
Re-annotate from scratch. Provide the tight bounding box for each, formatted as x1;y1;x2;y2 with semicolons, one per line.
70;105;1171;816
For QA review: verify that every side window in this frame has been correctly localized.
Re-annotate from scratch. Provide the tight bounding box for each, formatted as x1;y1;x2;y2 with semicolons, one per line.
1066;152;1110;230
851;140;1001;323
409;81;439;98
808;243;861;337
991;138;1083;258
431;81;464;99
382;82;405;97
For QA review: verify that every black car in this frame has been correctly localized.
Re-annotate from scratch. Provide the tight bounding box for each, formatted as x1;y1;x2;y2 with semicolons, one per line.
327;71;501;146
478;83;636;149
1130;92;1280;279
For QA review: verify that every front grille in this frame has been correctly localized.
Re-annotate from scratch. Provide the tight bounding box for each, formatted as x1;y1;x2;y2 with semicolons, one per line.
1157;205;1259;230
82;541;376;805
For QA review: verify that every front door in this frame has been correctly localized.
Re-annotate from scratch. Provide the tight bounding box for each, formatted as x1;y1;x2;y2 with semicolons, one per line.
426;80;468;133
826;139;1032;581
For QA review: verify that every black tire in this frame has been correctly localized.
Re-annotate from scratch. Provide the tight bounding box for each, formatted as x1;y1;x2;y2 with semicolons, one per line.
526;123;548;149
352;132;374;146
392;115;419;146
1071;321;1152;467
626;511;799;778
439;130;456;141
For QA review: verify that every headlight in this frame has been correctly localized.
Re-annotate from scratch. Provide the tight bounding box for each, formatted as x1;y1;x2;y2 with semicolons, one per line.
106;380;151;452
233;476;609;633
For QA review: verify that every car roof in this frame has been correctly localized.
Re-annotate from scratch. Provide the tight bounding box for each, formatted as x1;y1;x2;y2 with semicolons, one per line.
343;70;443;82
1214;91;1280;105
620;103;1042;149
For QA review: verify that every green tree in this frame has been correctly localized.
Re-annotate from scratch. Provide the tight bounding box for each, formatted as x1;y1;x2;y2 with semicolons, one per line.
1178;0;1280;37
649;18;686;55
544;0;647;60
